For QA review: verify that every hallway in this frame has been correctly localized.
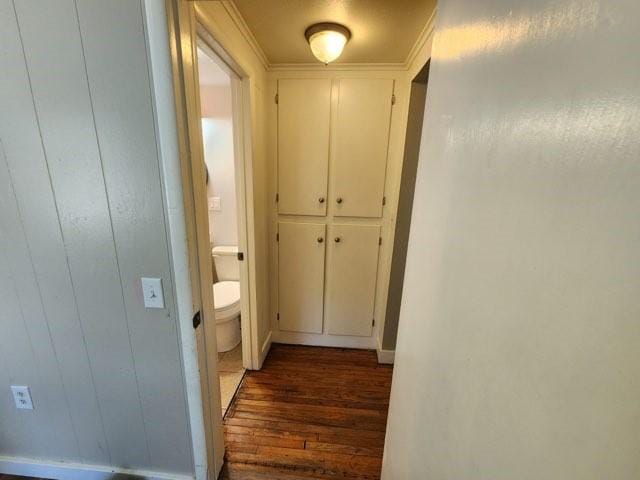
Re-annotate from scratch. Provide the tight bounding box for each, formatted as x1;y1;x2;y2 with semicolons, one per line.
219;344;393;479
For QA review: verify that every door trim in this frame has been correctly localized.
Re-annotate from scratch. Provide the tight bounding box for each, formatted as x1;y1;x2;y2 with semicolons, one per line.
161;1;262;478
196;29;258;380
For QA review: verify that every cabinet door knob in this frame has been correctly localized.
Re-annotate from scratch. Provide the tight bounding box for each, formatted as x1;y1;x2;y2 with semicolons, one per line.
317;237;324;243
334;237;341;243
318;196;325;203
336;197;343;204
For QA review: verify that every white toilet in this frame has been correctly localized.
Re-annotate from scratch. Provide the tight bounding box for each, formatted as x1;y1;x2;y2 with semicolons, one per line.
211;245;241;352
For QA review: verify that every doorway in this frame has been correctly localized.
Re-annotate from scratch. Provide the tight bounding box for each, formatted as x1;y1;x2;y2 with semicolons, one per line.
196;43;246;417
382;60;430;351
161;2;264;476
192;19;261;476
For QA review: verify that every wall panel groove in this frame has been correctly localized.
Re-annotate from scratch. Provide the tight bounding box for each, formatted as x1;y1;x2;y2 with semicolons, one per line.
0;0;109;463
0;0;194;475
0;150;81;462
72;0;155;467
75;0;192;472
14;0;150;467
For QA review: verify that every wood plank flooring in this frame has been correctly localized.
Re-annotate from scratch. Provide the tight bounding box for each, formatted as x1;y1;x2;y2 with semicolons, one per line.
0;476;49;480
219;344;393;480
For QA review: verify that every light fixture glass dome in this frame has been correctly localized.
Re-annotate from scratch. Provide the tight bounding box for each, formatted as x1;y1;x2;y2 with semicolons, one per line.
305;23;351;64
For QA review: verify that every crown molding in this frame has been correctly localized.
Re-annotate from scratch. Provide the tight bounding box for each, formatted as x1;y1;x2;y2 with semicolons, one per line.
222;0;270;70
403;7;437;69
226;1;436;73
268;62;406;72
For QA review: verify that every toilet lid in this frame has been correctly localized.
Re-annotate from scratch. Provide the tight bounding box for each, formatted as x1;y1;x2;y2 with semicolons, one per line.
213;281;240;310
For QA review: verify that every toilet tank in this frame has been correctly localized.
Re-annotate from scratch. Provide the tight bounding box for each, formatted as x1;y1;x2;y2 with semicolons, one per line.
212;245;239;281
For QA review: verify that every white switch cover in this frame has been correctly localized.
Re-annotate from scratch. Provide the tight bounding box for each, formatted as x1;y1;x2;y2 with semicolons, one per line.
211;197;221;211
11;386;34;410
141;277;165;309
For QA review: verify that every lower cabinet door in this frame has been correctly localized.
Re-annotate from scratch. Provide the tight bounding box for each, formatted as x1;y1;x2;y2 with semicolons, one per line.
278;221;326;333
325;224;381;336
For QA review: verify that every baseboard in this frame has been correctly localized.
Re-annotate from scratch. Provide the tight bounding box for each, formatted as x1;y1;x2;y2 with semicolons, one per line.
272;330;377;349
376;347;395;364
0;456;194;480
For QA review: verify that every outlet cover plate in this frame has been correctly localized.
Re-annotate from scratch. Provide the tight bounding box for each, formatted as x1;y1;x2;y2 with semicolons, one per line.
11;386;34;410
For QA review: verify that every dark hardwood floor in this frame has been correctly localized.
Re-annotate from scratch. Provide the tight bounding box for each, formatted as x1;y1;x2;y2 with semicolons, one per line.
1;345;393;480
219;344;393;480
0;476;48;480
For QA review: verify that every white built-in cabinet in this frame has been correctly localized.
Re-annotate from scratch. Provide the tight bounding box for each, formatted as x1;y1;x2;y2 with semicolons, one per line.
332;79;394;218
277;222;326;334
277;79;331;216
276;77;394;340
325;224;382;336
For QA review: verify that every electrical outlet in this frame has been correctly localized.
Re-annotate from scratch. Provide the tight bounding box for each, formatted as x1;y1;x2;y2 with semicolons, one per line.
11;386;34;410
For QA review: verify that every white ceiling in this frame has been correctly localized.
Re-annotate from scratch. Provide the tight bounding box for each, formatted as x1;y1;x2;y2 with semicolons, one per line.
197;48;230;86
231;0;437;65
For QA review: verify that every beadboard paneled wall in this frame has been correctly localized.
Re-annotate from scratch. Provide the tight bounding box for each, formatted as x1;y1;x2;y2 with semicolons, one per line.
0;0;193;475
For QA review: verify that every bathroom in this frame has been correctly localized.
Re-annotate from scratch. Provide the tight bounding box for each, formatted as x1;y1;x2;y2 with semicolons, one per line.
198;45;244;416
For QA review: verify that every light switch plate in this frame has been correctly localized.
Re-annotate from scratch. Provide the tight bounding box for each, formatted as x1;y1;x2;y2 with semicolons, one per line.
11;386;34;410
141;277;165;308
211;197;221;211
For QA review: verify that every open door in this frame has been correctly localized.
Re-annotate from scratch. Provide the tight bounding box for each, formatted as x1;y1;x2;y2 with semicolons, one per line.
164;1;224;476
164;1;263;477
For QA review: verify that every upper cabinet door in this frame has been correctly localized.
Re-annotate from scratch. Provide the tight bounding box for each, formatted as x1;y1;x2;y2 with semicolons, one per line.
325;224;381;337
277;79;331;216
332;78;394;218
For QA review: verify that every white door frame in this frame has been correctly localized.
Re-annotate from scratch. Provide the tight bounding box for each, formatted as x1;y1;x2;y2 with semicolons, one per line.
159;1;261;478
196;26;259;373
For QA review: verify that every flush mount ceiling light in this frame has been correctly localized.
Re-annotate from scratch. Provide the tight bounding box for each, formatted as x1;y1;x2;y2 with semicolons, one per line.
305;22;351;64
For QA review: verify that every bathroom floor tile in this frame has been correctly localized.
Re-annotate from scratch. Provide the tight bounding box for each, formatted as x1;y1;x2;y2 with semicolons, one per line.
218;344;243;373
219;370;244;410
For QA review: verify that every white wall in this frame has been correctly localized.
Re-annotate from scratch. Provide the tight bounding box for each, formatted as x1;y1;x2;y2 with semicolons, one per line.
201;82;238;247
201;85;233;118
383;0;640;479
0;0;193;477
